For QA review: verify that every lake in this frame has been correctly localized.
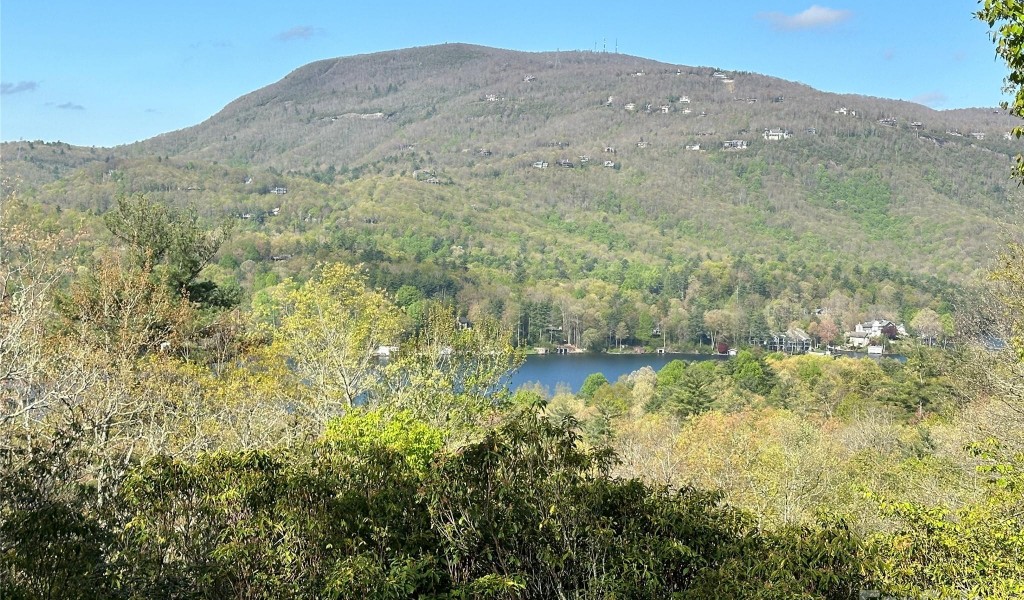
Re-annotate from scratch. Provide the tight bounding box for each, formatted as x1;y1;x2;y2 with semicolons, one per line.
507;353;728;394
506;350;905;394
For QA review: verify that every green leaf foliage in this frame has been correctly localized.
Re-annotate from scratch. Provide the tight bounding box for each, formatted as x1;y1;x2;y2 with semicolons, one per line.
577;372;609;400
323;408;444;475
867;449;1024;599
977;0;1024;179
1;409;871;599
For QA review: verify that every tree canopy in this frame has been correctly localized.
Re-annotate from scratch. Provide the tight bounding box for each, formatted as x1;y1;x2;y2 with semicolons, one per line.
978;0;1024;179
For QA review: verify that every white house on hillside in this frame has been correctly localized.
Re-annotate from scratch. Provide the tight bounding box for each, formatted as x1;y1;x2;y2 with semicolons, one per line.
852;320;907;341
762;128;791;141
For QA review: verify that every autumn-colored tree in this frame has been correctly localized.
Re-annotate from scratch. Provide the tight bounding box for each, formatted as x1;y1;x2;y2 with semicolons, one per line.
811;314;840;347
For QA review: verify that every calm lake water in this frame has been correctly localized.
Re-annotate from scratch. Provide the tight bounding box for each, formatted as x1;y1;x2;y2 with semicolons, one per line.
508;353;728;394
506;351;904;394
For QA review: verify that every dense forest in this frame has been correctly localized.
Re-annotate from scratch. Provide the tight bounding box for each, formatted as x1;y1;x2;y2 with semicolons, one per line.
2;39;1024;598
1;189;1023;597
3;45;1023;353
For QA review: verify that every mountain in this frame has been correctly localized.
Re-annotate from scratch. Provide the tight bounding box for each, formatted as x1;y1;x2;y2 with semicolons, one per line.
3;44;1022;350
127;44;1017;169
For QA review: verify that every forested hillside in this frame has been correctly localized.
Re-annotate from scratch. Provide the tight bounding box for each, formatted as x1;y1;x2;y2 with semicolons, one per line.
3;41;1024;598
2;186;1022;596
3;44;1022;351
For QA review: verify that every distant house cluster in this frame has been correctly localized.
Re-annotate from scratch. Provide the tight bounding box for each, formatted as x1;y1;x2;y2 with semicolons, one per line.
239;206;282;221
740;319;911;355
530;146;613;171
845;320;907;349
487;62;996;184
807;105;995;143
751;328;814;354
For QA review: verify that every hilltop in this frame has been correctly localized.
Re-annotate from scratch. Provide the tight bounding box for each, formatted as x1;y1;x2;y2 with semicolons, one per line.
132;44;1019;169
3;43;1022;350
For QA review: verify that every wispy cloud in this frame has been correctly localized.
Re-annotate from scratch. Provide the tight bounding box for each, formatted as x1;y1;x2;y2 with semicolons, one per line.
57;102;85;110
276;26;323;42
2;81;39;95
759;5;852;30
911;91;948;107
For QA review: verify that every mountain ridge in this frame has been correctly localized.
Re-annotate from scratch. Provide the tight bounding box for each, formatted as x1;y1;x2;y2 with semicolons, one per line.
4;44;1017;169
116;43;1019;169
2;43;1022;350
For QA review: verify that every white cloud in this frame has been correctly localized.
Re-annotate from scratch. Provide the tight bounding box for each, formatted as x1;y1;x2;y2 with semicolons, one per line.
911;91;948;107
276;26;324;42
760;5;852;30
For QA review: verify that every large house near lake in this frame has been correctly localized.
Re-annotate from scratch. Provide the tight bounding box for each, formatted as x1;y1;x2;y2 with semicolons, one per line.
845;320;907;348
855;320;906;338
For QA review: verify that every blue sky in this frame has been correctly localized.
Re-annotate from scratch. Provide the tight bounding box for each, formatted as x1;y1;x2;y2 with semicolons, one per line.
0;1;1012;147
